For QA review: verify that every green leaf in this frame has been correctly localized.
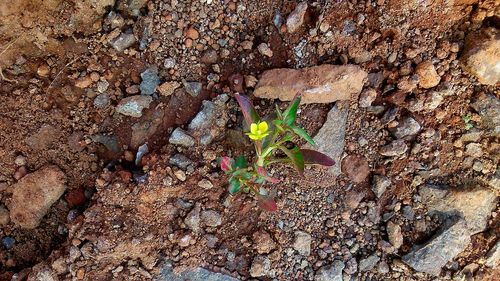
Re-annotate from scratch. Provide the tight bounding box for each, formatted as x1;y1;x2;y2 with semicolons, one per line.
235;155;248;169
228;178;241;194
282;93;301;126
279;146;304;176
290;124;315;146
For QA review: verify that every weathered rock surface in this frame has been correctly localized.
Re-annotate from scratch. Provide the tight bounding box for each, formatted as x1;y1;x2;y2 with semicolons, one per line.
415;61;441;88
254;65;367;104
471;93;500;137
10;165;67;229
389;117;421;139
402;185;497;275
249;255;271;277
372;175;391;198
359;254;380;272
169;128;195;147
341;154;370;183
116;95;153;117
187;94;229;145
253;230;276;254
387;221;403;249
293;231;312;256
461;27;500;85
158;262;238;281
110;33;136;52
286;2;308;33
314;260;344;281
485;241;500;268
312;102;348;175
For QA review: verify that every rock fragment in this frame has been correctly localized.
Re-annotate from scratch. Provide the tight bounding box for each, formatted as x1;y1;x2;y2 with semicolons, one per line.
461;27;499;85
415;61;441;88
341;155;370;183
139;67;160;96
116;95;153;117
402;185;497;275
312;102;348;175
254;65;367;104
10;166;67;229
314;261;344;281
293;231;312;256
286;2;308;33
169;128;195;147
110;33;136;52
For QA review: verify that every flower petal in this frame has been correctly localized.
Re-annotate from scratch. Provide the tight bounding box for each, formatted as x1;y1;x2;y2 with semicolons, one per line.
250;123;258;134
258;121;268;132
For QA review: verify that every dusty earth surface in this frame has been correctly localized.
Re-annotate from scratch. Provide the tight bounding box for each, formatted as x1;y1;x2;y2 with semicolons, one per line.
0;0;499;280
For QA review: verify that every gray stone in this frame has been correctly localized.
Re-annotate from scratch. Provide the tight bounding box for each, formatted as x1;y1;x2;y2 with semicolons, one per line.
140;67;160;96
379;140;408;157
250;255;271;278
201;210;222;227
485;241;500;268
372;175;391;198
183;81;203;97
359;255;380;272
169;128;195;147
164;58;176;69
314;260;344;281
110;33;136;52
312;102;348;175
471;93;500;137
158;262;238;281
169;154;192;170
389;117;421;139
293;231;312;256
188;94;229;146
94;93;110;108
90;134;121;153
359;88;377;108
402;185;497;275
344;258;358;275
116;95;152;117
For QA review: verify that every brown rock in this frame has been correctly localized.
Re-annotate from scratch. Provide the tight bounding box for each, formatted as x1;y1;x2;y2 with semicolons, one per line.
341;155;370;183
75;76;92;89
253;231;277;254
186;27;199;40
387;221;403;248
415;61;440;89
157;81;181;97
254;65;367;104
461;27;500;85
286;2;308;33
10;165;67;229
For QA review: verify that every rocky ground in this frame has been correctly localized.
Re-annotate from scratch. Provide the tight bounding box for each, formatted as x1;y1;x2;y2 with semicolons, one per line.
0;0;499;280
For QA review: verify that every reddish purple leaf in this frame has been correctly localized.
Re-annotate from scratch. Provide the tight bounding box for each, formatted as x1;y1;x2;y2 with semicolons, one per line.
257;195;278;212
301;149;335;166
256;166;280;183
234;93;260;127
220;156;232;171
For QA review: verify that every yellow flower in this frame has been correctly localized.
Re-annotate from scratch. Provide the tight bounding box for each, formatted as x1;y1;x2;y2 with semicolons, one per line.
247;121;269;140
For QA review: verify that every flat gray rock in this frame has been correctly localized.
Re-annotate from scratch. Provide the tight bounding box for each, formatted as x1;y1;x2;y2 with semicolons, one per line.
314;260;344;281
312;102;348;175
157;262;238;281
402;185;497;275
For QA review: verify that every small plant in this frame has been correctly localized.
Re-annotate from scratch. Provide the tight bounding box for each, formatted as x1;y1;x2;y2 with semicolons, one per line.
462;114;474;130
219;93;335;211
